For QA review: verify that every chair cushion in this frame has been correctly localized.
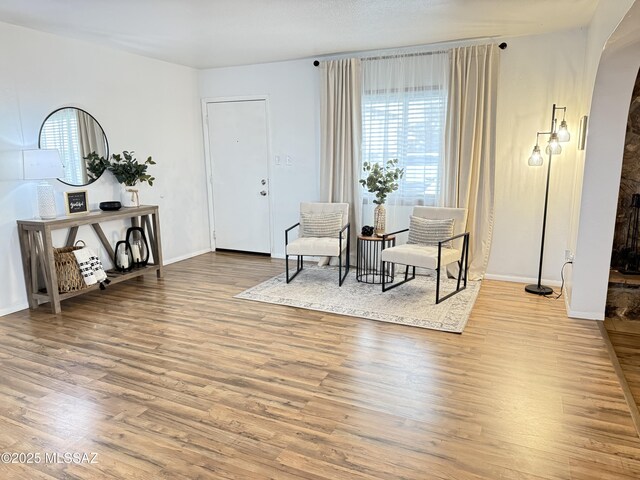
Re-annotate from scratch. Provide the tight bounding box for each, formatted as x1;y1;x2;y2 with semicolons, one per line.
300;212;343;238
381;244;461;270
287;237;347;257
407;216;454;248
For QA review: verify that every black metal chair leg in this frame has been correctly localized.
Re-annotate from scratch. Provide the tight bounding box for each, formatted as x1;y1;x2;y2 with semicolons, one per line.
286;254;290;283
346;231;350;275
382;262;415;292
464;235;469;287
339;251;350;286
286;254;303;283
382;260;386;291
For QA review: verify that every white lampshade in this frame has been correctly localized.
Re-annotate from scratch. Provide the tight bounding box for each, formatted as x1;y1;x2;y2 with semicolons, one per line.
22;149;63;180
22;149;63;220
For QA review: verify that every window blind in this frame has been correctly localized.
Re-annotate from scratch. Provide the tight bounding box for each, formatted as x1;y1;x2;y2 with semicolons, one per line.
40;109;82;184
362;87;446;205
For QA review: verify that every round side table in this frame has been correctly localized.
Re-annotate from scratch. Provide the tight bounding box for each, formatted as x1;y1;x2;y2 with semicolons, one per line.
356;234;396;284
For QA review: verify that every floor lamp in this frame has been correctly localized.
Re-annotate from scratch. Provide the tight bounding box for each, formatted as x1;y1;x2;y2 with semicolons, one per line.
525;104;570;296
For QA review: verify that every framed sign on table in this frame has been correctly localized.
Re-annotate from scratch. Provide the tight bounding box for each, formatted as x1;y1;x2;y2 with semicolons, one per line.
64;190;89;215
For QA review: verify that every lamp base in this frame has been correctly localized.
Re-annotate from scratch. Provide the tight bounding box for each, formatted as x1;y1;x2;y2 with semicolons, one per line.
525;284;553;296
37;181;57;219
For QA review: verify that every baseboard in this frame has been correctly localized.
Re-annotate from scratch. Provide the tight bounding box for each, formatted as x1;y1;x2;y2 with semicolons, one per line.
0;301;29;317
562;288;604;320
164;248;212;265
483;273;562;287
565;307;604;320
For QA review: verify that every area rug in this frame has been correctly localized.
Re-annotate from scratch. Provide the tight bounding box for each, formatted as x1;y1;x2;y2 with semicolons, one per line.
235;266;480;333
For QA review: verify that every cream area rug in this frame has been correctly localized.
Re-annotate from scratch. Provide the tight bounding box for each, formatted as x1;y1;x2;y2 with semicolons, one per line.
235;266;480;333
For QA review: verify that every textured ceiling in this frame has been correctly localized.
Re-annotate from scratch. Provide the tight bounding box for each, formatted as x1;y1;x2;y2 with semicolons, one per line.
0;0;600;69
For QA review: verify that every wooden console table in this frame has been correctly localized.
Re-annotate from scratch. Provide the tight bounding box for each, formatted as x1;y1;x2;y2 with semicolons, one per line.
17;205;163;314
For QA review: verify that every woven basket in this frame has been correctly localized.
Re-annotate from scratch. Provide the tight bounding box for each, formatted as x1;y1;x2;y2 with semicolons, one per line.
53;242;86;293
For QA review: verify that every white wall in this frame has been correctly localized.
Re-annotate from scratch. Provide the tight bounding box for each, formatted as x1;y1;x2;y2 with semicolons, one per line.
198;31;594;285
568;0;640;319
470;29;588;285
198;60;320;258
564;0;636;306
0;21;209;315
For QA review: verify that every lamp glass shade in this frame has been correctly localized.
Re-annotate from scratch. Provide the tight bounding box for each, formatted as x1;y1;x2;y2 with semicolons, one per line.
528;145;543;166
557;120;570;142
545;133;562;155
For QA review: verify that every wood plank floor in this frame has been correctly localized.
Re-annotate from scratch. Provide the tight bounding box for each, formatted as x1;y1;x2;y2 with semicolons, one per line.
605;317;640;419
1;251;640;479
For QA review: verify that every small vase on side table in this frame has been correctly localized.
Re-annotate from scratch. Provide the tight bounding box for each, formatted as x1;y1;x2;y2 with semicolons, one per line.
374;204;386;237
121;186;140;207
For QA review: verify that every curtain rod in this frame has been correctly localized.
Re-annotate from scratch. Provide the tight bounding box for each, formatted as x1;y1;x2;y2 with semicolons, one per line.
312;42;507;66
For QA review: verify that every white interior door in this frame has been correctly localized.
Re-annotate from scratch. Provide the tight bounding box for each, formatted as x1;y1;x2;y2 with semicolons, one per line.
206;99;271;254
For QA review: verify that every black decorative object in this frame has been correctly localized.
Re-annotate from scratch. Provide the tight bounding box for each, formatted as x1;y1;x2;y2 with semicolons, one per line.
114;240;133;272
361;225;374;237
100;201;122;211
619;193;640;274
125;227;150;267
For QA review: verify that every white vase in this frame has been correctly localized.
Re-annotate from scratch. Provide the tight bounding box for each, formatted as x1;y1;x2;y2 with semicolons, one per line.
374;204;386;236
37;181;57;219
120;186;140;208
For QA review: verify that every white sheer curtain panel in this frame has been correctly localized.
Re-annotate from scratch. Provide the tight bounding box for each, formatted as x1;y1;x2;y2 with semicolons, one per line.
361;51;448;234
445;44;499;280
320;58;362;261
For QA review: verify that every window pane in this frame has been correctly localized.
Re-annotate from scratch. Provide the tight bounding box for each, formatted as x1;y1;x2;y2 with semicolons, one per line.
40;109;82;185
362;87;446;206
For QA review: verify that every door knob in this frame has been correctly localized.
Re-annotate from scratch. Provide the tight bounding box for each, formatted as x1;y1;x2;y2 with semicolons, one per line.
260;190;267;196
261;179;267;185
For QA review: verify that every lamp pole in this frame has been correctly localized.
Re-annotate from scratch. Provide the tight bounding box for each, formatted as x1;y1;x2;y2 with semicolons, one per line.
525;104;567;296
525;147;554;295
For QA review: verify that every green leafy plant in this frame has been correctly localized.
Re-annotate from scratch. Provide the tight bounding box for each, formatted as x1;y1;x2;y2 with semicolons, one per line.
108;151;156;187
84;151;110;182
359;159;404;205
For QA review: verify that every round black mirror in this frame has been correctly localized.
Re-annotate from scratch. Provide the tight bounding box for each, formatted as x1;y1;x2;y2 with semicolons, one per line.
38;107;109;186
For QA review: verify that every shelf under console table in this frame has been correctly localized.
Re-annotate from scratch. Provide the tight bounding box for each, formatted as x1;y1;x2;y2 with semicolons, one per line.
17;205;164;314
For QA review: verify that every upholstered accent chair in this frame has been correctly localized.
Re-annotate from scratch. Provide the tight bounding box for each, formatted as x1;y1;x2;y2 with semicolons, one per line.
285;202;350;286
381;206;469;303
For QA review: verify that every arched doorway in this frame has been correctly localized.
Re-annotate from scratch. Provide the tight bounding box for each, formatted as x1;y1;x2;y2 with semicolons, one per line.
569;1;640;319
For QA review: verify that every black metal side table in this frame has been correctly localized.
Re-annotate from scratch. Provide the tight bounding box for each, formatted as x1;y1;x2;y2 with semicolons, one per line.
356;234;396;284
